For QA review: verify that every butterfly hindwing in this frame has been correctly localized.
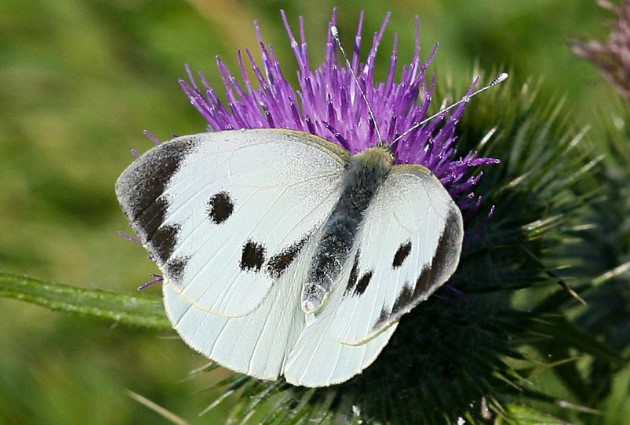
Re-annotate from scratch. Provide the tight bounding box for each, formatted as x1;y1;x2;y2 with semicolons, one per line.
283;259;399;386
163;236;321;380
329;164;464;344
116;129;349;317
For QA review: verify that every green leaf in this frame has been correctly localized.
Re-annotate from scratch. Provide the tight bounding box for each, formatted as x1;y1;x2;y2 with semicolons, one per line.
0;272;169;329
497;404;595;425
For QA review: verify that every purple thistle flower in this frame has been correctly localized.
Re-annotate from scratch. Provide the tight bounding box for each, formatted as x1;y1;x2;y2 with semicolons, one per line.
180;9;498;217
573;0;630;98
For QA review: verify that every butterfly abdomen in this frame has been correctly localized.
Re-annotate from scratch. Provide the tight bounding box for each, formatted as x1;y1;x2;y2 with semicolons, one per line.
301;146;395;313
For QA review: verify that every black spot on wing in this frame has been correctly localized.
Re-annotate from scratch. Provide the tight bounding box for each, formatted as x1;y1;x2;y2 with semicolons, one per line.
344;250;361;295
392;241;412;268
148;223;180;264
165;256;189;285
207;192;234;224
240;240;266;272
354;270;374;295
266;235;310;279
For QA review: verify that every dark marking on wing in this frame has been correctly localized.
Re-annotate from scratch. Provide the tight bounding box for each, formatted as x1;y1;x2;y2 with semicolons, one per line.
135;197;169;242
344;250;361;295
266;235;310;279
240;240;266;272
117;137;199;222
148;223;180;264
372;281;417;326
413;265;434;297
391;284;414;315
354;270;374;295
413;211;462;296
371;209;463;330
375;307;389;325
207;192;234;224
166;256;189;285
392;241;412;268
116;137;199;266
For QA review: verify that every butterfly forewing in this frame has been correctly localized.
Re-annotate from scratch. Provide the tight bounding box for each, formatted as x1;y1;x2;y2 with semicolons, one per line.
116;129;349;317
329;165;464;344
284;161;462;386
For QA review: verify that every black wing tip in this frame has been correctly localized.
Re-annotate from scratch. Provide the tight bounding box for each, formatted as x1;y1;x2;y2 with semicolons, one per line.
115;136;202;220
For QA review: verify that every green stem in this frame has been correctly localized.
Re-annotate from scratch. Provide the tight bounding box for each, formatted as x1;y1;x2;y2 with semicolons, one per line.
0;272;169;329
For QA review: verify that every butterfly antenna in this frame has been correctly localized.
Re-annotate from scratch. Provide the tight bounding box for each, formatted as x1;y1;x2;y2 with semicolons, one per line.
331;25;508;146
391;72;508;145
331;25;385;143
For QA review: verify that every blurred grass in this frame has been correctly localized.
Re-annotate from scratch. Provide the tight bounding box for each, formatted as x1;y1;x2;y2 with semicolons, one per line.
0;0;621;423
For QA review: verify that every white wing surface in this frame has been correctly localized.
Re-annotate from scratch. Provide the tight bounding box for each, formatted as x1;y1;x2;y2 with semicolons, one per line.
116;129;348;317
329;164;464;344
283;256;399;386
163;237;320;380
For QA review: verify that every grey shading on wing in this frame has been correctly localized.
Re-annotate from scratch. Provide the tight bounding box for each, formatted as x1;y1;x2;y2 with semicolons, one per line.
329;164;464;344
116;129;349;317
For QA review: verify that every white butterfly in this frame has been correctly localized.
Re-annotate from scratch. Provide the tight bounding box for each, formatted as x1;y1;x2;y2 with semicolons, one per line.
116;128;463;387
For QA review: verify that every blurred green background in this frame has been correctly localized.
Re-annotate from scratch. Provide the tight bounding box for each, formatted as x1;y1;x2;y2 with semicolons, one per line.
0;0;618;423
